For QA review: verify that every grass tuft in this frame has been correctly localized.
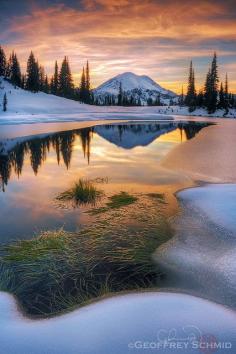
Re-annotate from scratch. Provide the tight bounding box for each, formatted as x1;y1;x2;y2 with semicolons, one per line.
89;191;138;214
56;179;103;206
146;193;166;203
0;194;172;317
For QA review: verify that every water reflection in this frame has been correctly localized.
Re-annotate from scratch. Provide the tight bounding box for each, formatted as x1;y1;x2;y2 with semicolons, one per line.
0;122;209;191
0;121;210;242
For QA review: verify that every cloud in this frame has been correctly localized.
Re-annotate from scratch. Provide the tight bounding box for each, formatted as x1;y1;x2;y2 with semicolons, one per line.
1;0;236;92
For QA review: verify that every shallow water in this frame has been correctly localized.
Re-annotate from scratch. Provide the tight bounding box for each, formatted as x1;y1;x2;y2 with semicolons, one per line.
1;120;236;353
0;121;208;243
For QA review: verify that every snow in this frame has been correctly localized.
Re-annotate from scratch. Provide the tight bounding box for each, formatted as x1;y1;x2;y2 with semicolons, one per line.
163;118;236;183
0;78;235;126
0;291;235;354
93;72;177;105
155;184;236;309
94;71;176;96
179;184;236;234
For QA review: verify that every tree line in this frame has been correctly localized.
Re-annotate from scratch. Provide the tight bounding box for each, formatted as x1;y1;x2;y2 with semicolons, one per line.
0;45;92;104
1;45;235;112
183;53;236;114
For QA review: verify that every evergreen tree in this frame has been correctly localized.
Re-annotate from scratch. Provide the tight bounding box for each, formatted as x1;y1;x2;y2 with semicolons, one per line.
10;52;21;87
118;82;123;105
0;46;6;76
196;90;204;107
44;75;49;93
154;93;161;106
51;60;59;94
185;61;196;112
39;65;45;91
224;74;229;111
79;67;86;102
218;82;225;109
58;56;74;98
178;86;184;106
21;74;26;89
204;69;211;107
26;51;40;92
5;53;13;79
84;61;91;103
147;97;153;106
204;52;219;113
50;76;54;94
3;93;7;111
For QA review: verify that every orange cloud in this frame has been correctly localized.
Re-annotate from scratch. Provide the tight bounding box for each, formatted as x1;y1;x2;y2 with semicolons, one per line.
2;0;236;92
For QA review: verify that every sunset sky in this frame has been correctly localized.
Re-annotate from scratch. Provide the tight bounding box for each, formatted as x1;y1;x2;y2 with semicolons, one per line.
1;0;236;93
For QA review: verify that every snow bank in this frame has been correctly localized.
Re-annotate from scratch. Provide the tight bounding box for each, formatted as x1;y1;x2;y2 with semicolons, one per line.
0;78;235;125
0;291;235;354
179;184;236;233
155;184;236;309
0;78;173;124
163;119;236;183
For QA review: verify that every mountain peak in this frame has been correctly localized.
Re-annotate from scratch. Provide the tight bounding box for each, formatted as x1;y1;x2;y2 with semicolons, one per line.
93;71;176;105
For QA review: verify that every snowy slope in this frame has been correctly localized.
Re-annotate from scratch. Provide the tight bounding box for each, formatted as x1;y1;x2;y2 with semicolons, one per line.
93;72;177;105
0;77;175;124
0;77;235;125
0;77;89;115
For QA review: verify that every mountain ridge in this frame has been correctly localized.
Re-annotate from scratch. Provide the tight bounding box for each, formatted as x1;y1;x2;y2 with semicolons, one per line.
93;72;177;105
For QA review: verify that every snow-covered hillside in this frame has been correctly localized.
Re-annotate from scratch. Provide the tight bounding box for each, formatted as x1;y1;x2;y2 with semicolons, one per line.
0;77;235;125
93;72;177;105
0;78;89;115
0;77;174;124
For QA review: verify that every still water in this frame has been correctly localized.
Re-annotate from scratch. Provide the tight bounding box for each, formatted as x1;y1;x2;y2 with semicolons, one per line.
0;121;209;243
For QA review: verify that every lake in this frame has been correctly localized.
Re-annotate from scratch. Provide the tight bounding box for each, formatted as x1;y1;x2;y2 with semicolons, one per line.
0;121;209;243
0;119;236;354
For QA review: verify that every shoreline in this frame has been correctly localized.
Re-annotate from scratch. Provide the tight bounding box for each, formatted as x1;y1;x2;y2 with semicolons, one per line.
0;117;236;320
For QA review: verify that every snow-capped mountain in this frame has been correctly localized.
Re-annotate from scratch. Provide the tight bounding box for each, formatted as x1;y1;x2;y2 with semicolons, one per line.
93;72;177;105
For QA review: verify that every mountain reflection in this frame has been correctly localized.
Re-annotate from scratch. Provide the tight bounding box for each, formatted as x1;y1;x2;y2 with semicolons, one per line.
0;122;209;190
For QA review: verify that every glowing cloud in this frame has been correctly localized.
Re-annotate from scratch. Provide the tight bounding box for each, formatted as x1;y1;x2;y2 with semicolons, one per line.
1;0;236;92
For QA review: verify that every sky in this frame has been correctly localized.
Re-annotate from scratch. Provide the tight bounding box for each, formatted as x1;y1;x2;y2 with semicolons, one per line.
0;0;236;93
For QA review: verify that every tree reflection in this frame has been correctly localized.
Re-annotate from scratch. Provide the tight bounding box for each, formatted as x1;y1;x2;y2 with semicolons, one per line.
0;122;210;191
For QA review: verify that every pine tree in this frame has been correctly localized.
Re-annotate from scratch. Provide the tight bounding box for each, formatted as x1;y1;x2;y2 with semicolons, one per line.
51;60;59;94
204;52;219;113
0;46;6;76
3;93;7;111
58;56;74;98
10;52;21;87
85;61;90;91
196;90;204;107
224;73;229;111
50;76;54;94
84;60;91;103
26;51;40;92
179;86;184;106
21;74;26;89
185;61;196;111
118;82;123;105
44;75;49;93
79;67;86;102
218;82;225;109
39;65;45;91
5;53;13;79
204;69;211;108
